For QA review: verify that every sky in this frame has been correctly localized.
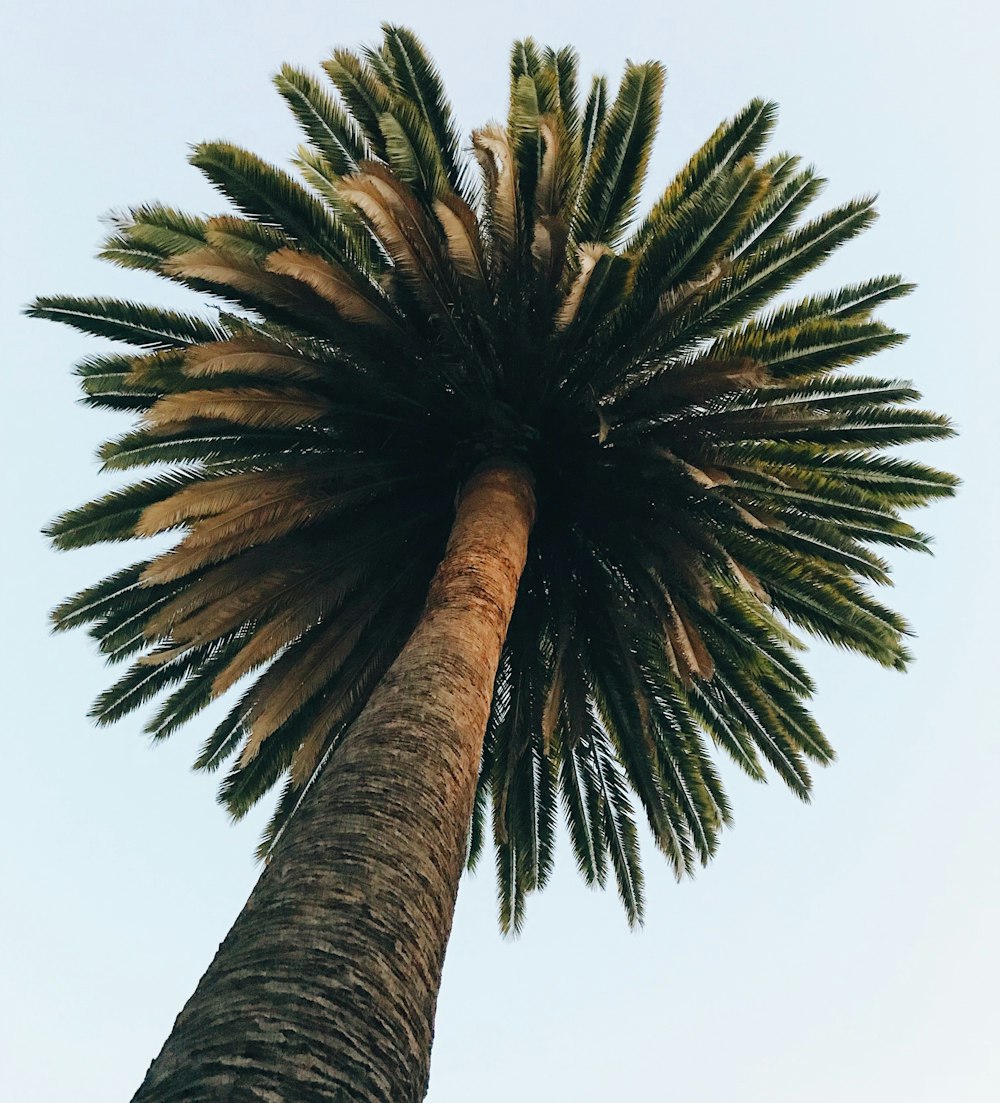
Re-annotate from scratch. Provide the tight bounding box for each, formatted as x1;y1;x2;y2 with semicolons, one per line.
2;1;997;1099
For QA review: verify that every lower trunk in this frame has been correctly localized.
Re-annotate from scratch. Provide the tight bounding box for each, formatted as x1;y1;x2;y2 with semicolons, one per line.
131;459;536;1103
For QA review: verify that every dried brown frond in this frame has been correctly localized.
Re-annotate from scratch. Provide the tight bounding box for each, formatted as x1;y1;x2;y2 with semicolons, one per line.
662;590;714;683
144;387;331;431
555;244;613;331
531;215;569;286
472;124;518;261
211;568;365;697
150;570;302;651
140;498;340;585
657;261;727;316
264;248;395;329
535;116;562;217
432;194;489;286
338;164;448;310
164;247;291;302
136;469;321;536
240;598;375;764
143;545;304;637
727;557;771;604
183;339;324;382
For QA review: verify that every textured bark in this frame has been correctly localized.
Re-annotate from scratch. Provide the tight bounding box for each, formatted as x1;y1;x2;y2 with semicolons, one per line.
131;460;536;1103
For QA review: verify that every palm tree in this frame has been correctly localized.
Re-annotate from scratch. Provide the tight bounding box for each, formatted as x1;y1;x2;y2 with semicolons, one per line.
32;26;955;1103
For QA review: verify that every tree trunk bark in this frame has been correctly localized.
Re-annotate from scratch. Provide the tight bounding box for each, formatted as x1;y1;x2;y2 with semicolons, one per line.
130;459;536;1103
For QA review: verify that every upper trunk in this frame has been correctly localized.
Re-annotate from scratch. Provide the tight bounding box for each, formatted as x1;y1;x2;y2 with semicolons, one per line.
131;458;536;1103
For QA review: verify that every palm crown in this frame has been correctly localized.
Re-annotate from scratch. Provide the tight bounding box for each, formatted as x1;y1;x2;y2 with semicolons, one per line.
36;27;955;931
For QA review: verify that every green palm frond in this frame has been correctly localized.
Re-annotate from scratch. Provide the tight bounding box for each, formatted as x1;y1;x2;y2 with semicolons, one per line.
574;60;666;246
321;49;395;160
379;25;469;200
628;98;778;252
377;99;450;198
28;296;222;348
274;64;368;175
99;203;209;271
544;45;581;139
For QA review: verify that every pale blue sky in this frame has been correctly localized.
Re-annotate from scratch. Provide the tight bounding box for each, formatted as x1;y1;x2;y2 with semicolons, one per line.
2;1;996;1099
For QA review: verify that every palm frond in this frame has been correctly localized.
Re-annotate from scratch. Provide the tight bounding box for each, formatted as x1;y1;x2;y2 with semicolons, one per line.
274;64;368;174
574;61;666;246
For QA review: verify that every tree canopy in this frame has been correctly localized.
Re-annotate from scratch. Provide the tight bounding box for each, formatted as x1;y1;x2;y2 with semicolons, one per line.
34;26;956;932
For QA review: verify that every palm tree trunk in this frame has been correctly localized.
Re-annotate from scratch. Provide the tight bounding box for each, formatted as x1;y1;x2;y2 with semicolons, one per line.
130;458;536;1103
